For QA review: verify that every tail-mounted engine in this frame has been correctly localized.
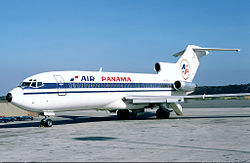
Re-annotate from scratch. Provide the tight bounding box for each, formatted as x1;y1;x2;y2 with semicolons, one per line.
174;80;197;92
154;62;177;75
154;62;162;73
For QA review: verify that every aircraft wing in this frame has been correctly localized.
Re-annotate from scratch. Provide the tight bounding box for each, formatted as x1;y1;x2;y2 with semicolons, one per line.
123;95;183;104
123;93;250;104
185;93;250;100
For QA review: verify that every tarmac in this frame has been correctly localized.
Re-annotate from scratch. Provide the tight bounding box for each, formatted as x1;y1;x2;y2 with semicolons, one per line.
0;102;32;116
0;100;250;162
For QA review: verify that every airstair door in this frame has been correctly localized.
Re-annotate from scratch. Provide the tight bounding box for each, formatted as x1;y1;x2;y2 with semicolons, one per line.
54;75;66;96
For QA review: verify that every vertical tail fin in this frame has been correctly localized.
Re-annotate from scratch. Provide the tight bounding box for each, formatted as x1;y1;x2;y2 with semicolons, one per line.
173;45;240;82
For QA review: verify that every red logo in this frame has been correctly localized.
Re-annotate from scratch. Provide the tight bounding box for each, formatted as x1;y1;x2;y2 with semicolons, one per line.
180;60;190;80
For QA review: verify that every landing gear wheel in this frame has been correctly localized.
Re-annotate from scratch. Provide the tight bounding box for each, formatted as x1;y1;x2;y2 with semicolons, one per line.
40;118;53;127
156;109;164;119
45;119;53;127
156;109;170;119
117;110;130;120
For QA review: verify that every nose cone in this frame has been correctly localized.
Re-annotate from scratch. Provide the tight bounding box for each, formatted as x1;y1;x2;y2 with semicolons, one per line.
6;93;13;102
7;87;28;110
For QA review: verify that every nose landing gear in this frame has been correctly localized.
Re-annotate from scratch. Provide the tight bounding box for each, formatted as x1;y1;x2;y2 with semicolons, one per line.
39;111;55;127
40;116;53;127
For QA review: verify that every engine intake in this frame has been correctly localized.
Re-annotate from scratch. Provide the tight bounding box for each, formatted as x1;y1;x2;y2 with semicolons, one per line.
154;62;161;73
174;81;197;92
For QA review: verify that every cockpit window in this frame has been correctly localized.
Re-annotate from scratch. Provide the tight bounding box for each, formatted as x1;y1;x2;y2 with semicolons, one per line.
31;82;37;88
37;82;43;87
20;79;43;88
21;82;31;87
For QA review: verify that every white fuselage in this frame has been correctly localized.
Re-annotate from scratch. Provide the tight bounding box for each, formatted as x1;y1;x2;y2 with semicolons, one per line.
10;71;183;113
7;45;240;118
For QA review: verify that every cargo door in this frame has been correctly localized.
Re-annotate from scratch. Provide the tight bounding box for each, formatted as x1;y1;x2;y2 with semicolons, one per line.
54;75;66;96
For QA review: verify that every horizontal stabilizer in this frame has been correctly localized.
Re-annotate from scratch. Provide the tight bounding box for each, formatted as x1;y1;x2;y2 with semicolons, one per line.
173;50;185;57
193;48;240;52
173;46;240;57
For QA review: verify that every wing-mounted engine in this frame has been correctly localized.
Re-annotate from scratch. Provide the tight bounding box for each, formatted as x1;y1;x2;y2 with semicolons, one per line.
173;80;197;92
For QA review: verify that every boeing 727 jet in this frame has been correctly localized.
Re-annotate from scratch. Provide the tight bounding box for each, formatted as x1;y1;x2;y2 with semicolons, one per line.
6;45;242;127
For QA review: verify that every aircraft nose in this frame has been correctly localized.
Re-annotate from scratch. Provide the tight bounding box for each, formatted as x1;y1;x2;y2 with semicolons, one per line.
6;93;12;102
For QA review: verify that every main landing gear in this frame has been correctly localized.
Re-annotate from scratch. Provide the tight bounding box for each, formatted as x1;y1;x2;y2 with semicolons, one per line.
156;104;171;119
116;106;171;120
40;116;53;127
117;110;130;120
117;109;145;120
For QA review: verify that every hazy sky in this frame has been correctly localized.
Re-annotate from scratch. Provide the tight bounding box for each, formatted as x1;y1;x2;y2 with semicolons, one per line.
0;0;249;95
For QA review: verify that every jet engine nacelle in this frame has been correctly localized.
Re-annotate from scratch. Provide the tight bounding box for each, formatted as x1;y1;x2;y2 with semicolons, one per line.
154;62;177;74
154;62;185;82
154;62;162;73
174;80;197;92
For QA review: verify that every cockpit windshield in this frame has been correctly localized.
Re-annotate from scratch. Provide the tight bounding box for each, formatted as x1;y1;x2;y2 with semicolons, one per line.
31;82;37;87
37;82;43;87
21;82;31;87
19;79;43;88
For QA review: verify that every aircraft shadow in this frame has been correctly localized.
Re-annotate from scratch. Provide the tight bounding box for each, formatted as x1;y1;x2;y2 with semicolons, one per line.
0;112;156;128
1;113;250;128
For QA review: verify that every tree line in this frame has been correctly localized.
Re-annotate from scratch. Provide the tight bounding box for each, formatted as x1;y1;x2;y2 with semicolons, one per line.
192;83;250;95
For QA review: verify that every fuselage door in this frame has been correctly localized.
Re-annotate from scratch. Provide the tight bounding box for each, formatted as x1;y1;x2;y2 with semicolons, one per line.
54;75;66;96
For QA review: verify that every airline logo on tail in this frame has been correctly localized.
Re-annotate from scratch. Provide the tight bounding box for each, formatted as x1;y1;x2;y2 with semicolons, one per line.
180;59;190;80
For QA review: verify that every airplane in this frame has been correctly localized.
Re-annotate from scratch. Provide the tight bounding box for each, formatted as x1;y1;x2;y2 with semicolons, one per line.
5;45;243;127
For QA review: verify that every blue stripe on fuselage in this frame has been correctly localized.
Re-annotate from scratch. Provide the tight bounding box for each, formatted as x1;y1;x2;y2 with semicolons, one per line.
23;89;173;95
22;82;174;89
22;82;175;95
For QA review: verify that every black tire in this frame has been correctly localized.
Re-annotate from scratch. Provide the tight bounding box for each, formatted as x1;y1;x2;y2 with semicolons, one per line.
40;118;53;127
156;109;170;119
156;109;164;119
117;110;130;120
44;119;53;127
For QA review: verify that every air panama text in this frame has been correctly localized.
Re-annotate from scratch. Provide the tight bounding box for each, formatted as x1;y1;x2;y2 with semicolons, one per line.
75;76;132;82
101;76;132;82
